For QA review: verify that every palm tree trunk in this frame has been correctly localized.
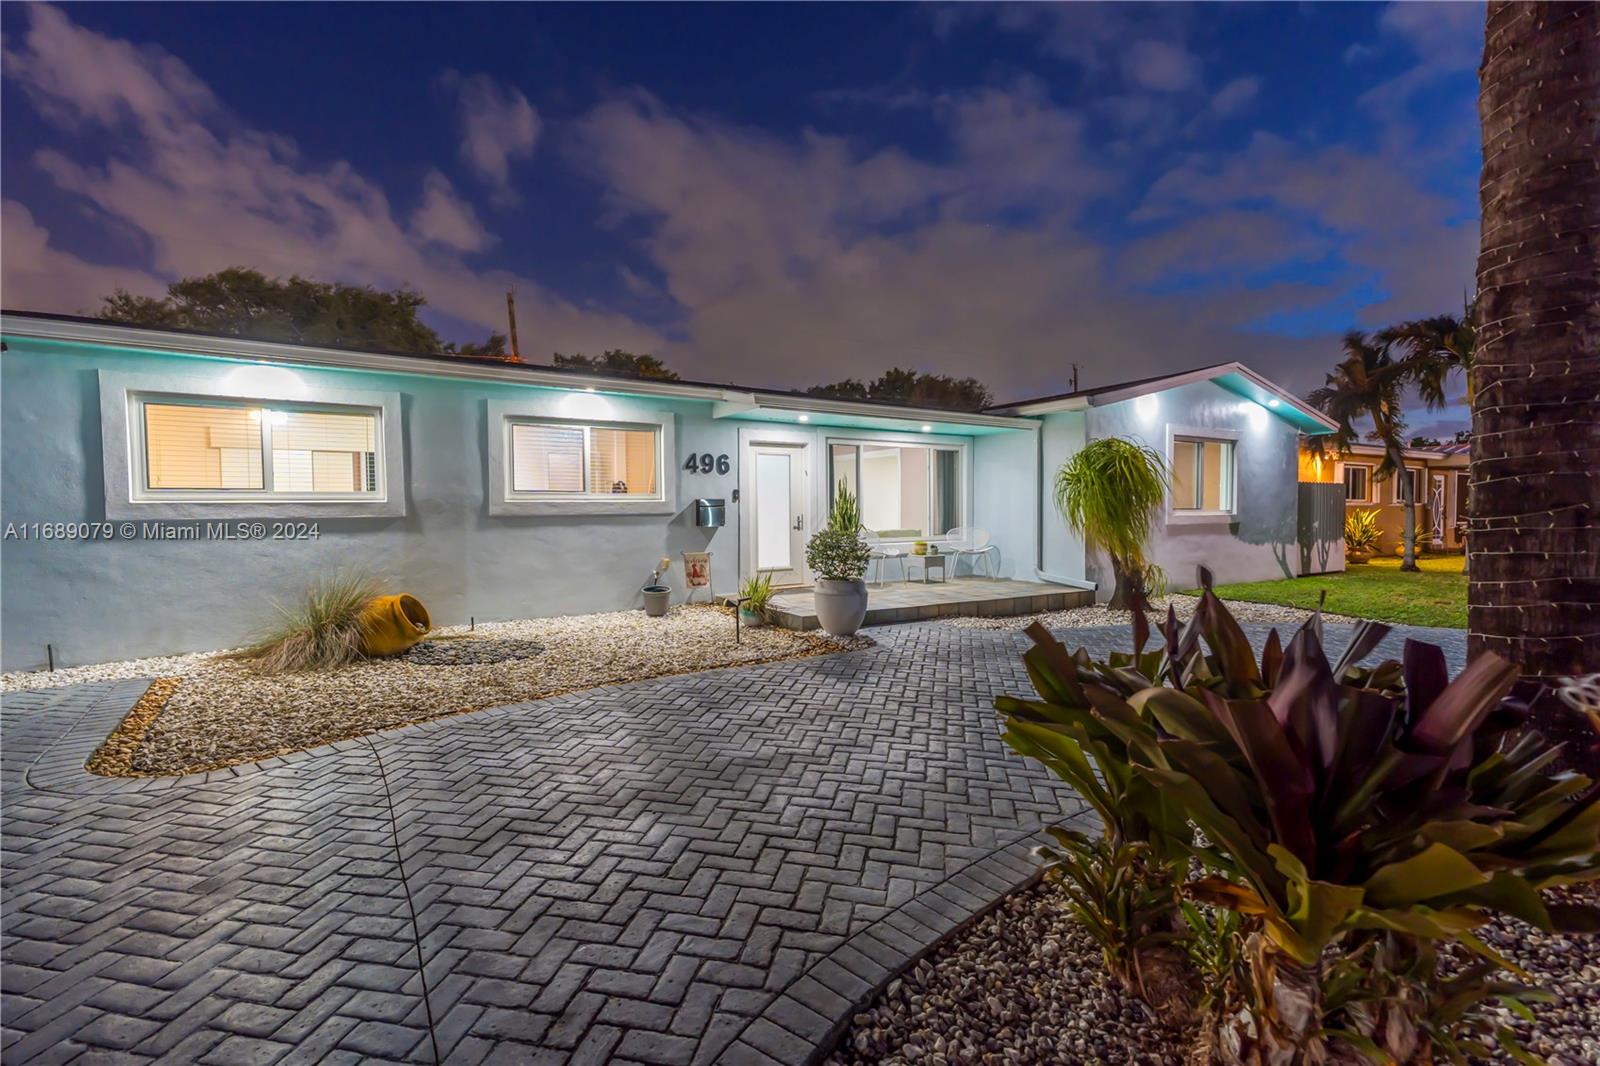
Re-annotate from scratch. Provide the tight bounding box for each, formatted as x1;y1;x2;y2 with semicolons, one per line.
1387;441;1419;572
1474;1;1600;773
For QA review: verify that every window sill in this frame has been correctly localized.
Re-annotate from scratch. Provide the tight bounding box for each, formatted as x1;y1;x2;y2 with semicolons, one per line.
1167;511;1238;530
489;497;680;517
106;497;405;520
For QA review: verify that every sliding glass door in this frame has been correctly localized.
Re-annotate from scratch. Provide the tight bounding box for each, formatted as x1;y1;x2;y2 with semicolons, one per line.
828;441;960;539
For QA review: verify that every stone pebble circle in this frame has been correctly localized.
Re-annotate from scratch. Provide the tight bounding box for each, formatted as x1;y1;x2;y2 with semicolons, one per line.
398;637;546;666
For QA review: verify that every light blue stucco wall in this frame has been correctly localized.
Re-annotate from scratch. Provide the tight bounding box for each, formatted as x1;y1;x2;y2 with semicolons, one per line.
0;339;744;670
971;430;1039;580
1084;378;1300;598
1037;410;1089;585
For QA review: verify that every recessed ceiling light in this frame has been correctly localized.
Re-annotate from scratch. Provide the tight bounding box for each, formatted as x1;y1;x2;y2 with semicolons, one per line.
798;414;810;422
1267;398;1280;408
920;424;932;432
585;386;597;393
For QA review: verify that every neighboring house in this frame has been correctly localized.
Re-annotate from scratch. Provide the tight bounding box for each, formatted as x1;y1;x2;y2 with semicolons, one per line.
1299;440;1470;554
0;312;1335;669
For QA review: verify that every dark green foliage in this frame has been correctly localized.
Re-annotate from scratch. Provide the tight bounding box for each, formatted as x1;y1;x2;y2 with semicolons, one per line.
552;349;679;380
100;268;502;355
807;367;993;412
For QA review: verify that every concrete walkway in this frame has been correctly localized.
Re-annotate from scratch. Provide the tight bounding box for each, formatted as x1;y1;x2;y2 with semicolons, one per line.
0;619;1462;1065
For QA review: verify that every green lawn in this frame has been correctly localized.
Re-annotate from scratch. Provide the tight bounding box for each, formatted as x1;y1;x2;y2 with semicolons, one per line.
1200;555;1467;629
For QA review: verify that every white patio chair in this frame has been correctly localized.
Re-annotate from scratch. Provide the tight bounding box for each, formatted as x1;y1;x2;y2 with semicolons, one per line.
860;530;906;587
943;527;999;578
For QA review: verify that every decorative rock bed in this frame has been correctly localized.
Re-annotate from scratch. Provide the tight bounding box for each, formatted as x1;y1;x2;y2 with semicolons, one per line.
944;593;1362;631
47;605;870;778
826;877;1600;1066
398;636;546;666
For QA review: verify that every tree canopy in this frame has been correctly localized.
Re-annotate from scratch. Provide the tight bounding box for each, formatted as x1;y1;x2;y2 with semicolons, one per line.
807;368;993;412
552;350;679;380
100;268;507;356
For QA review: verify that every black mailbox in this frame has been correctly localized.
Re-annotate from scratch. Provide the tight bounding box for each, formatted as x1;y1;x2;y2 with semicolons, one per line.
695;498;726;528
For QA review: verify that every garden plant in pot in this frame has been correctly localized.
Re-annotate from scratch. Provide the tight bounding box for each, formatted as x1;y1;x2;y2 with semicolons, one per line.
738;572;773;627
1343;507;1381;563
642;559;672;617
806;482;872;637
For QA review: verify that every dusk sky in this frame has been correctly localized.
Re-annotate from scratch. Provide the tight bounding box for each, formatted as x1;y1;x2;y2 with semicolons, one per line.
1;2;1481;430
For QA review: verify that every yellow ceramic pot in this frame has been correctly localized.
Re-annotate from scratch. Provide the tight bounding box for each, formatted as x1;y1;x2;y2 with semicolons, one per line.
359;594;431;657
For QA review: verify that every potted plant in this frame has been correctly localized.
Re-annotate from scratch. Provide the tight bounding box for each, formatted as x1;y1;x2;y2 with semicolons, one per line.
806;482;873;636
1343;506;1381;563
738;572;773;627
642;560;672;617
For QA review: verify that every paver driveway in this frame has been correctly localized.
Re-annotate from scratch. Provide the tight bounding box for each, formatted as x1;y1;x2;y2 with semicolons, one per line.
1;619;1464;1065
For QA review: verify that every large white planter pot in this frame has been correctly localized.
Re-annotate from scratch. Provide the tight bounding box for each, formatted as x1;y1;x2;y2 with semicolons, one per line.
813;578;869;636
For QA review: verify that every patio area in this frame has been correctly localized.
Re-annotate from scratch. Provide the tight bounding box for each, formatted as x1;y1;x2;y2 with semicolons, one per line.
766;577;1093;631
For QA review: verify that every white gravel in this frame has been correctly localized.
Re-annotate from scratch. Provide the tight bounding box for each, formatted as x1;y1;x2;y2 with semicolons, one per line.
2;649;223;693
19;605;868;776
942;593;1359;631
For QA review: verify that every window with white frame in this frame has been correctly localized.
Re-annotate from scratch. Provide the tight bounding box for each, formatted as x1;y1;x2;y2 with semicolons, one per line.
828;441;961;538
1343;463;1372;502
506;419;661;499
135;396;381;498
1398;467;1423;504
1172;437;1235;512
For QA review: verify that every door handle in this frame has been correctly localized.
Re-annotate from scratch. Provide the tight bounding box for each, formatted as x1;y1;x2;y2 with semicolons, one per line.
793;515;803;530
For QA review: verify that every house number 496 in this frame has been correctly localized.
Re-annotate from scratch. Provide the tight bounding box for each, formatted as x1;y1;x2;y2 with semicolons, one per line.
684;453;730;475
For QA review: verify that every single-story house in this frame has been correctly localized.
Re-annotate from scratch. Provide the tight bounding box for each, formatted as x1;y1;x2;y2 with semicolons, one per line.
0;311;1337;669
1298;439;1470;554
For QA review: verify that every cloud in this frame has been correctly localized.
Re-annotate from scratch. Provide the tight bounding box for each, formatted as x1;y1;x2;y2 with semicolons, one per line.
441;70;541;201
571;87;1340;399
0;200;166;312
1210;76;1260;117
1124;40;1201;92
1359;1;1482;116
409;171;493;252
1;5;655;356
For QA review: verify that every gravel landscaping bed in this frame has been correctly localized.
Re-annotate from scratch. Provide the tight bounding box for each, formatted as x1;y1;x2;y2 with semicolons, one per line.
828;878;1600;1066
943;593;1361;631
69;605;869;777
826;876;1186;1066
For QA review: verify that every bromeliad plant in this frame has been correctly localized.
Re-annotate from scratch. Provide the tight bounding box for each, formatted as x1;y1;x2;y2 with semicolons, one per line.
997;574;1600;1064
1343;508;1382;559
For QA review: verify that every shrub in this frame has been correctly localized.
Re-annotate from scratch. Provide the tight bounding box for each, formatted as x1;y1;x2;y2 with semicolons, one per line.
739;571;774;615
1344;507;1382;555
996;576;1600;1063
807;482;871;581
229;573;382;673
1053;438;1169;608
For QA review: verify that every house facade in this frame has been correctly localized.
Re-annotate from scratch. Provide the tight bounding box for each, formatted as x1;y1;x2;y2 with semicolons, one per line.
0;312;1335;670
1299;440;1470;554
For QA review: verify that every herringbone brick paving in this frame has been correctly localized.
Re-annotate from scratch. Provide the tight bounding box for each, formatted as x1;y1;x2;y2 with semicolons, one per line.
0;620;1464;1064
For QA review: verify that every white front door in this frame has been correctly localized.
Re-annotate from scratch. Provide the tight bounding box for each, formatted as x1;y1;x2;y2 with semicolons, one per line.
750;443;807;586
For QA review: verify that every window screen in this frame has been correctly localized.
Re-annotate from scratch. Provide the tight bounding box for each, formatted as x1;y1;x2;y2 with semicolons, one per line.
509;422;659;497
1172;438;1235;511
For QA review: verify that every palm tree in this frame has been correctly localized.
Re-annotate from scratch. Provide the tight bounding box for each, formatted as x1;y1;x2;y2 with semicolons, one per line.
1308;332;1422;571
1054;438;1168;609
1381;301;1478;573
1474;1;1599;771
1380;298;1478;406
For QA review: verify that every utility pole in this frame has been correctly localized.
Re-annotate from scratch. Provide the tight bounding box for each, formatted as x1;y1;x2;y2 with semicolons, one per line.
505;290;522;362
